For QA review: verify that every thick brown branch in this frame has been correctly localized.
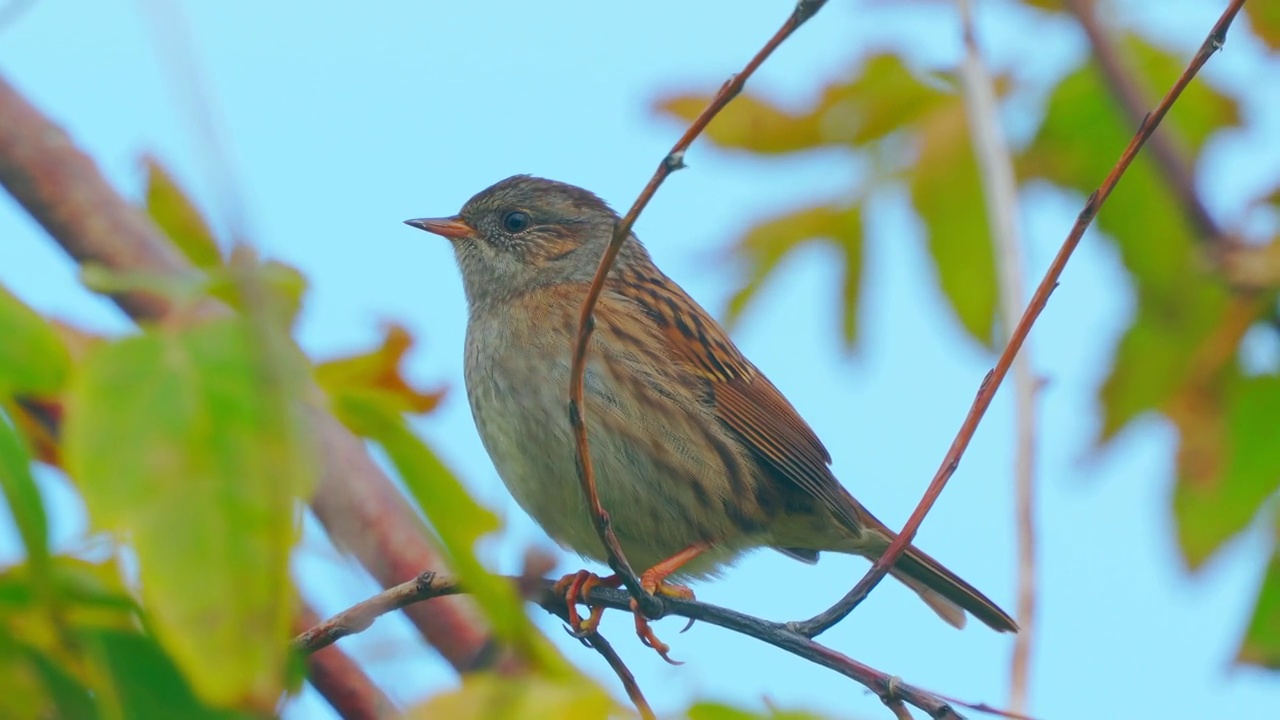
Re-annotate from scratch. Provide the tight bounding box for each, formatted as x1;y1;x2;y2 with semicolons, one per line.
793;0;1247;638
0;72;500;674
565;0;830;617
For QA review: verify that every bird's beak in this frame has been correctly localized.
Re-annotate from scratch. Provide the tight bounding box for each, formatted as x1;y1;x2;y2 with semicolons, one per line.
404;216;474;240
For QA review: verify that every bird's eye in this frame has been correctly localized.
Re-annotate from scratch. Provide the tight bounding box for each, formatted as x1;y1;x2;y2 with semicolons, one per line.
502;211;531;233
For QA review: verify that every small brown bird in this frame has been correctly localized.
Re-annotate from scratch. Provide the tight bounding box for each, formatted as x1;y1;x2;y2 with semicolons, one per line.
407;175;1016;656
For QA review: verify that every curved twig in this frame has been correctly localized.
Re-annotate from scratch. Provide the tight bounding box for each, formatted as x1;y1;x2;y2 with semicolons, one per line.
565;0;830;617
793;0;1247;638
294;571;980;720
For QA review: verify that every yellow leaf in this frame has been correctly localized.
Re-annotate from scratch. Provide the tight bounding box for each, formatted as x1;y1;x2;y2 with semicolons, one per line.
407;673;613;720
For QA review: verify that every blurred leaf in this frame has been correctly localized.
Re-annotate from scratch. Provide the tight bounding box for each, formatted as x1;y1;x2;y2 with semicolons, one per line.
0;416;49;577
655;93;828;154
689;701;829;720
94;629;245;719
1245;4;1280;54
317;324;446;416
911;103;999;345
63;315;316;708
1098;284;1230;440
144;157;223;269
333;395;568;675
1171;371;1280;568
1238;542;1280;668
406;673;612;720
654;54;947;154
724;203;864;349
0;643;96;720
0;286;71;397
209;248;308;330
1125;36;1240;152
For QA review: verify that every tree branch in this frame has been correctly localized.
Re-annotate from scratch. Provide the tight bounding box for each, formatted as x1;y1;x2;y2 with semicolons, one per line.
294;571;980;720
566;0;830;616
792;0;1247;638
295;605;398;719
0;71;501;674
953;0;1039;712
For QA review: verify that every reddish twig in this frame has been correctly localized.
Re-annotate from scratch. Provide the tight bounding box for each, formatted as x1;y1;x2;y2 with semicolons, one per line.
0;71;501;674
295;605;398;719
294;571;982;720
793;0;1246;638
566;0;829;616
954;0;1039;712
554;616;655;720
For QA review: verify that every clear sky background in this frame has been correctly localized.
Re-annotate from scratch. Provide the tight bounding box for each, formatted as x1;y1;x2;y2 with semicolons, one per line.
0;1;1275;718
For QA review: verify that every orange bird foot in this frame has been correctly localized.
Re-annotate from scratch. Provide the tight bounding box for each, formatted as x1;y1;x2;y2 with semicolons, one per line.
553;543;709;665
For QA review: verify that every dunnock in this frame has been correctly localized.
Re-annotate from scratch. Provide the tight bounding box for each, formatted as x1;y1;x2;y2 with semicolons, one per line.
407;175;1016;654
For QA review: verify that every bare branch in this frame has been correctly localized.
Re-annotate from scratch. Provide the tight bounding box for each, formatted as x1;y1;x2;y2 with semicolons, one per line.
566;0;830;615
295;605;398;719
295;571;976;720
953;0;1039;712
793;0;1247;638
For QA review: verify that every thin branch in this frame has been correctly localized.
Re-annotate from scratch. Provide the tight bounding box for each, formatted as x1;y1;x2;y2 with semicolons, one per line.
0;71;501;674
793;0;1247;638
953;0;1038;713
295;605;398;719
294;572;975;720
565;0;829;615
1064;0;1223;244
549;609;656;720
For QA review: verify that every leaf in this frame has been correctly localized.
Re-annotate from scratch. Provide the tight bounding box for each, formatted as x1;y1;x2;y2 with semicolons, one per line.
94;630;242;719
0;286;71;397
63;316;316;708
653;53;947;155
724;203;864;348
1237;540;1280;668
316;325;446;416
405;673;613;720
1171;372;1280;569
1246;3;1280;51
910;103;999;345
332;395;568;675
689;701;829;720
1097;284;1230;441
144;157;223;269
0;415;49;576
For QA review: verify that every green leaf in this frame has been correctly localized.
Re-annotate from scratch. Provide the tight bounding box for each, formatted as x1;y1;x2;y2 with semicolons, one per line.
63;316;316;708
93;630;244;719
144;157;223;269
724;203;864;349
316;325;446;416
0;416;49;576
0;286;71;397
405;673;613;720
910;104;999;345
689;701;829;720
653;53;947;155
333;394;568;675
1246;4;1280;51
1238;540;1280;669
1097;283;1230;441
1172;372;1280;569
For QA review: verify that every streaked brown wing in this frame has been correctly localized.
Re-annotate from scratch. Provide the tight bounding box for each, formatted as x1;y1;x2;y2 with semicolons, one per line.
622;269;865;534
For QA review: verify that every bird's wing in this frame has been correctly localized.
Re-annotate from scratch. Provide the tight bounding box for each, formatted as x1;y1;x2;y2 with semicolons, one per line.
615;272;867;534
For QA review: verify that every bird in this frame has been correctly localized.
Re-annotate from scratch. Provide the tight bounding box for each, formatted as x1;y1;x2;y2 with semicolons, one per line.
406;174;1017;659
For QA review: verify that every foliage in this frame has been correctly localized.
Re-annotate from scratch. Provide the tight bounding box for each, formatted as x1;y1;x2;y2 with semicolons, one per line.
652;12;1279;671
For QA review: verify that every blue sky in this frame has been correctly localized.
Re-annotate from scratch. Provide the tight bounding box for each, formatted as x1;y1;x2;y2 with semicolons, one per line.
0;1;1275;718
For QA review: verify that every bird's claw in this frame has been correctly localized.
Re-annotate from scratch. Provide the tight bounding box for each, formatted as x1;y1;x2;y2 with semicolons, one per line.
554;565;697;664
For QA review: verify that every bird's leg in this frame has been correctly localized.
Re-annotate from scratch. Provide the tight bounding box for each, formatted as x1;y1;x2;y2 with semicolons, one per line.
630;542;707;664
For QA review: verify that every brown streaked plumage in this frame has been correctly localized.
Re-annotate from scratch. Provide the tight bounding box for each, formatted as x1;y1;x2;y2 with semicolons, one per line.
406;175;1018;643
